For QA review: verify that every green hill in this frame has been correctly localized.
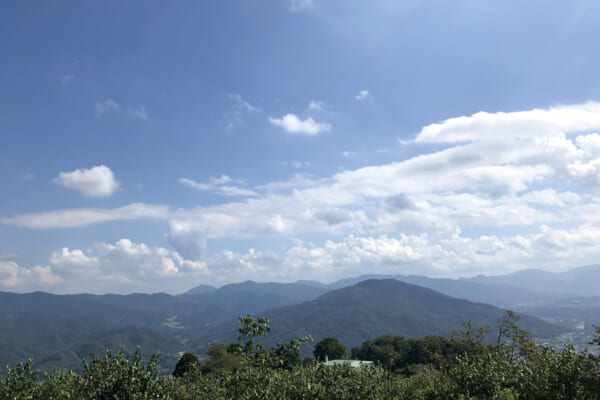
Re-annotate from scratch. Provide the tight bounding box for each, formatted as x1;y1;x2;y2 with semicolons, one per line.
193;279;561;354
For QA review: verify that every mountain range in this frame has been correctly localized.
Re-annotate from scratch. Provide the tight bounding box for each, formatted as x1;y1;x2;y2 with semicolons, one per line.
2;264;600;375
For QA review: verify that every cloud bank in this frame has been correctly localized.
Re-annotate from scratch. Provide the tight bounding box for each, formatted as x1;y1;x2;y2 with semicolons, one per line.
5;102;600;292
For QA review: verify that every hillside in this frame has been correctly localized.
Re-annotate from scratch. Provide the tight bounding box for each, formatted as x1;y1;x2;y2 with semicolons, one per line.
326;274;542;307
191;279;560;354
35;326;183;374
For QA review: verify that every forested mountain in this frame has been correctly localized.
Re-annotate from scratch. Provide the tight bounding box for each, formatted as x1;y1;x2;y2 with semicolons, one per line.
323;274;542;307
0;267;594;376
189;279;560;356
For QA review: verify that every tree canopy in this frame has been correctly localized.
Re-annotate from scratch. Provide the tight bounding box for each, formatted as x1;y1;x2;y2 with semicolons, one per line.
313;337;347;361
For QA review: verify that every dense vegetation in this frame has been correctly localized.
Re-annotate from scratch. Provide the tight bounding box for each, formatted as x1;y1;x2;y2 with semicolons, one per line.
2;313;600;399
1;279;562;376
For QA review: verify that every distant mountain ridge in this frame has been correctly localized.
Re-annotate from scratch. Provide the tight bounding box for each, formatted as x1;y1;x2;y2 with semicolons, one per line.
2;264;599;376
189;279;560;355
465;264;600;297
183;266;600;308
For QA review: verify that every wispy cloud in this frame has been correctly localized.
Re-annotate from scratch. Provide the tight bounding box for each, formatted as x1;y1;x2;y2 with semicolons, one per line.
282;161;312;168
229;93;260;113
355;90;369;101
1;203;169;229
269;113;331;135
95;99;120;116
95;99;149;120
224;93;261;129
180;175;256;197
289;0;315;13
59;74;74;84
127;106;149;120
308;100;324;111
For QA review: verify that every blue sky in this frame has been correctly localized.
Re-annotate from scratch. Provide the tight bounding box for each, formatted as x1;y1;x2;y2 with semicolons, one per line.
2;0;600;294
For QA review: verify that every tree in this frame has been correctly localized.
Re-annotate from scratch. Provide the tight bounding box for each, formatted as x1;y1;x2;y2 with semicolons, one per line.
172;352;199;377
313;337;346;361
237;314;270;357
496;310;532;361
78;348;163;399
200;343;245;374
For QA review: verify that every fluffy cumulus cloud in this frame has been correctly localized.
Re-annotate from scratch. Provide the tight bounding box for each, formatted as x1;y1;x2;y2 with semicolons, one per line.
0;260;61;291
50;248;99;270
42;239;208;294
53;165;120;198
269;114;331;135
8;102;600;290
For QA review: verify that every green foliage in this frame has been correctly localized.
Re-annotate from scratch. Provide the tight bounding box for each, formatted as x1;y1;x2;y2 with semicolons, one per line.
3;313;600;399
496;310;534;361
351;334;481;375
266;335;313;370
589;324;600;346
450;319;491;348
172;352;199;377
200;343;245;375
0;359;38;399
77;347;164;399
237;314;270;357
314;337;347;361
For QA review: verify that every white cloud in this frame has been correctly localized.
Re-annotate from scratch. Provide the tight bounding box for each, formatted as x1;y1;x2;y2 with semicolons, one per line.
521;189;581;207
308;100;324;111
53;165;120;198
228;93;260;113
281;161;311;168
9;102;600;287
0;260;61;291
210;175;235;185
269;113;331;135
95;99;120;116
127;106;149;120
415;102;600;144
40;239;208;293
95;100;149;120
355;90;369;101
1;203;169;228
50;248;100;270
13;219;600;292
341;151;358;158
224;94;260;129
180;176;256;197
290;0;315;12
